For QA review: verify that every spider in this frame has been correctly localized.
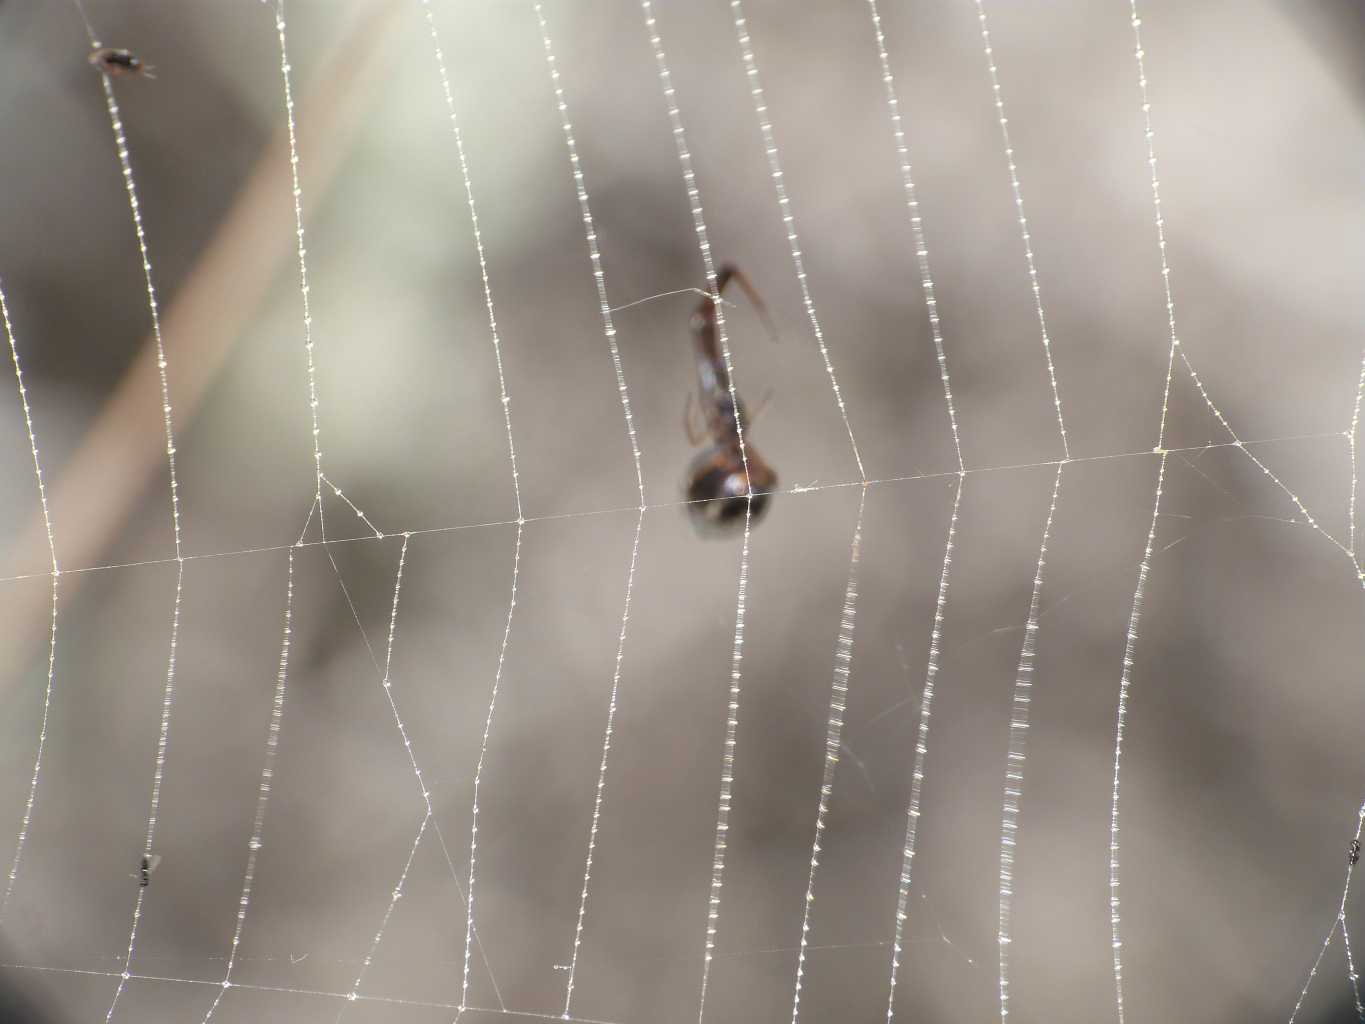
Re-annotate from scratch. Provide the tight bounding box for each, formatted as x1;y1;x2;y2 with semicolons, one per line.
1350;840;1361;866
88;47;155;79
683;264;778;534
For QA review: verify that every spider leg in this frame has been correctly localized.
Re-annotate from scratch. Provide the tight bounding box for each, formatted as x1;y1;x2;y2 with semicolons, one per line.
716;263;781;344
746;386;776;428
684;391;708;446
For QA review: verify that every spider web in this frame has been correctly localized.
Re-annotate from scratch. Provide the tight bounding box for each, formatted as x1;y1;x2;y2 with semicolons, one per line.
1;1;1364;1022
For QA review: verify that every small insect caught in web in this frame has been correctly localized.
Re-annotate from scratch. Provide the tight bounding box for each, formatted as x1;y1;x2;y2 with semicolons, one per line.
683;264;779;536
88;47;155;79
133;853;162;887
1350;840;1360;866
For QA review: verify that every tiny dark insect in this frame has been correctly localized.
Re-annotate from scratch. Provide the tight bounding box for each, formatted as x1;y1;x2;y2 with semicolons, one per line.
138;853;161;887
1350;840;1361;866
88;47;155;79
683;264;778;535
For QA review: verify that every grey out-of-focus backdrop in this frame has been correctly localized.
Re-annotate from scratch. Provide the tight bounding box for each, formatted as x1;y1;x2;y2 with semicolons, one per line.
2;1;1365;1021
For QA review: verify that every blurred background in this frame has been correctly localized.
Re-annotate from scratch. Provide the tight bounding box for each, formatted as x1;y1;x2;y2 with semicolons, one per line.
2;0;1365;1020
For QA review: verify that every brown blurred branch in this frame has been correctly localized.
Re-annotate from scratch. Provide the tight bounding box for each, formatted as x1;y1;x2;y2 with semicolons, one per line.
1;0;404;679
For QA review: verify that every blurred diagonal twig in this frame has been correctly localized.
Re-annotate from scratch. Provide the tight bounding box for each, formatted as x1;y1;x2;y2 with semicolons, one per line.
0;0;403;691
